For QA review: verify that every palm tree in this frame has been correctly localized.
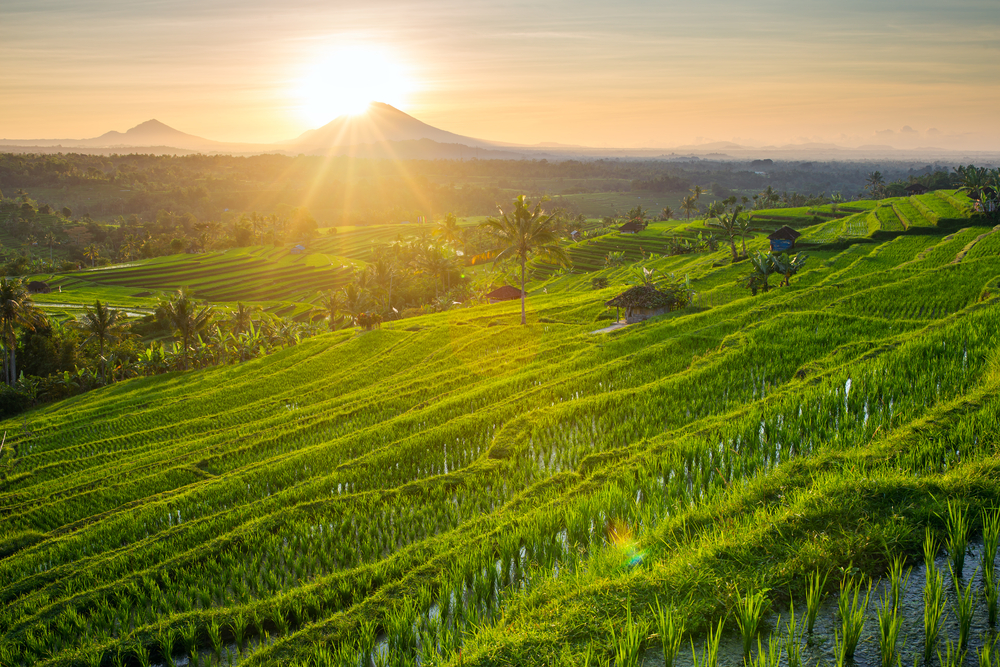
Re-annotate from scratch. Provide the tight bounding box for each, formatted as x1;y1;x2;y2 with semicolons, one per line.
415;245;457;297
0;278;47;385
230;302;257;335
716;205;746;262
433;213;463;247
479;195;569;325
759;186;780;208
736;214;753;258
77;300;130;382
77;300;130;383
367;256;400;315
43;232;57;268
680;195;699;221
83;243;100;268
321;290;346;331
660;206;674;221
156;290;214;370
865;171;886;199
340;283;370;326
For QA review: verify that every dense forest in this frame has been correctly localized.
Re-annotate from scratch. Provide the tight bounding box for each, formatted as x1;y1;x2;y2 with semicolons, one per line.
0;152;960;227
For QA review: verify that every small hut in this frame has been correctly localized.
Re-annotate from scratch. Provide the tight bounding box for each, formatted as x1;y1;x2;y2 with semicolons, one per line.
767;226;801;252
290;244;306;255
905;183;929;196
27;280;51;294
605;284;677;324
618;221;645;234
486;285;522;304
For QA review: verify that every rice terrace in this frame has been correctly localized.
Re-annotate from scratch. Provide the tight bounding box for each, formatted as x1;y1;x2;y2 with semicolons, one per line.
1;156;1000;667
4;0;1000;662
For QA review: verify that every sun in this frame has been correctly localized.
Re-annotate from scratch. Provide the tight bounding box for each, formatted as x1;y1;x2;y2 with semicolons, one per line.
295;45;414;126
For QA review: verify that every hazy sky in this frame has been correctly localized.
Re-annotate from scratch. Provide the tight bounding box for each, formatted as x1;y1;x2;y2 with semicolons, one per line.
3;0;999;149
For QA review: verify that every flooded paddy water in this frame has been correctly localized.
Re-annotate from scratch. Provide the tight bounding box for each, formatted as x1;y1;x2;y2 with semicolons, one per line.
642;541;998;666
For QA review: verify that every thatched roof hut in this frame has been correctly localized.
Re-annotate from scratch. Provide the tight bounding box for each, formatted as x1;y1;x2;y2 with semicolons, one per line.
486;285;522;303
27;280;51;294
604;284;678;324
618;221;645;234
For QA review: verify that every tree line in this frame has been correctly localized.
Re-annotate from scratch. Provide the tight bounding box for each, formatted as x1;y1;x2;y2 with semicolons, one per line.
0;283;322;417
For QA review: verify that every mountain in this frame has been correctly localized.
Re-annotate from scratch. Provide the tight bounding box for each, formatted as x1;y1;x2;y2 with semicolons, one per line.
0;119;246;153
289;103;496;153
77;119;224;151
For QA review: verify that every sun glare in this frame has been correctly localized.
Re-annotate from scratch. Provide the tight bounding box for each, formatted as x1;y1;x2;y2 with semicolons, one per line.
295;45;414;126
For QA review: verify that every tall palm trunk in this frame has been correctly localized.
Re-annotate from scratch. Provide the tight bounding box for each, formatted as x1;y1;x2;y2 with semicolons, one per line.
520;257;526;325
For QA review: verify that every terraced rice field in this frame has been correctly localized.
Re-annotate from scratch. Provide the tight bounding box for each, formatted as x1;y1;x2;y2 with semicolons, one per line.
5;193;1000;667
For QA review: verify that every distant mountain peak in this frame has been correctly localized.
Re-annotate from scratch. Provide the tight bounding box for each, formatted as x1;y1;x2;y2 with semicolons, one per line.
290;102;496;151
131;119;171;130
85;119;219;150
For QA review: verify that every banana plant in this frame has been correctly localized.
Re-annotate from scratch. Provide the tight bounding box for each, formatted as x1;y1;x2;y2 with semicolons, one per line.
770;252;808;286
747;251;776;294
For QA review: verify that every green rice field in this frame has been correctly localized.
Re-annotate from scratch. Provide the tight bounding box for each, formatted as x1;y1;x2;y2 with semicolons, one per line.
4;191;1000;666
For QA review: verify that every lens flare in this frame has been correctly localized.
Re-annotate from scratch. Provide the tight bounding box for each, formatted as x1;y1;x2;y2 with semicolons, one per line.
608;519;645;568
294;43;415;126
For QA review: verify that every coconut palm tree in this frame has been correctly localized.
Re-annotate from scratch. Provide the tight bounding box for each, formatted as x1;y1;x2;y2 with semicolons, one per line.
660;206;674;221
43;232;57;268
77;299;130;382
83;243;101;268
367;256;400;315
737;214;754;258
321;290;346;331
0;278;47;385
479;195;569;325
156;290;214;370
414;244;458;297
716;205;747;262
865;171;886;199
230;302;257;335
759;186;780;208
340;283;370;326
432;213;463;247
680;195;699;221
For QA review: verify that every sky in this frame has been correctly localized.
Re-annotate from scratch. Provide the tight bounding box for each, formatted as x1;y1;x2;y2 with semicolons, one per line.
2;0;999;150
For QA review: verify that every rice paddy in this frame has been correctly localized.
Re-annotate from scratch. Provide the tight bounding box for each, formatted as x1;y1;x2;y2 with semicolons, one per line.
2;190;999;666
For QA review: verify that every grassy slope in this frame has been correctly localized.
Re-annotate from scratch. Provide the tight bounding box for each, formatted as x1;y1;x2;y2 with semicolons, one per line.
1;193;999;665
